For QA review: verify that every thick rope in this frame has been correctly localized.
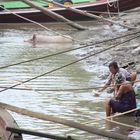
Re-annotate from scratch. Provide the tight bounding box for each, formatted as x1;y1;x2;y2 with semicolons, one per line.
0;102;137;140
0;30;140;70
0;80;140;92
32;108;140;133
105;118;140;129
107;0;120;18
84;108;140;125
0;34;139;93
0;5;79;42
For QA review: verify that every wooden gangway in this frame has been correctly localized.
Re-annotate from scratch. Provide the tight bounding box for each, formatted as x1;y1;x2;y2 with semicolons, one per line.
0;102;138;140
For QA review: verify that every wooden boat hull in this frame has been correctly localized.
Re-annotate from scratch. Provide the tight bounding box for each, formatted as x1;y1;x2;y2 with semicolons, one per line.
0;108;23;140
0;0;140;23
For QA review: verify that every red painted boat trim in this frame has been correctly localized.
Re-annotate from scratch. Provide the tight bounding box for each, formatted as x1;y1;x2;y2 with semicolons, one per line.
0;0;140;23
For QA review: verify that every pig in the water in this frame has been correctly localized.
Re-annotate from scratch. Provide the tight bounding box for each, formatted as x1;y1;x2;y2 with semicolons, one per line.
27;34;73;44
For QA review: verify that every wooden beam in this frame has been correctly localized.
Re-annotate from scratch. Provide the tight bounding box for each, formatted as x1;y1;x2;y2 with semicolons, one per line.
43;0;136;29
6;127;75;140
21;0;87;30
0;102;135;140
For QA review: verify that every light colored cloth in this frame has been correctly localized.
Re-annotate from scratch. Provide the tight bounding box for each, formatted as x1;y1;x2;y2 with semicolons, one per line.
119;68;131;80
106;68;130;85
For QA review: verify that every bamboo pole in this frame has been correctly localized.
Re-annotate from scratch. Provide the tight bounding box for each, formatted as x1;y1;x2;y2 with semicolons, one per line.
6;127;75;140
0;102;135;140
21;0;87;30
43;0;137;30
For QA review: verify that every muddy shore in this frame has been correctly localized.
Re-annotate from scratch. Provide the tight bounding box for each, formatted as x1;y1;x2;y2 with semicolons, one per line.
0;7;139;73
82;7;140;74
108;8;140;73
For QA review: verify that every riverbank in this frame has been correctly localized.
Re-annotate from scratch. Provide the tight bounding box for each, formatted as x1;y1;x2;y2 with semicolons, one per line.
107;7;140;73
0;6;140;140
82;7;140;74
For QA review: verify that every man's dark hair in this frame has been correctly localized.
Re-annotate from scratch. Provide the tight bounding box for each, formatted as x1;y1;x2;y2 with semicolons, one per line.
109;61;119;70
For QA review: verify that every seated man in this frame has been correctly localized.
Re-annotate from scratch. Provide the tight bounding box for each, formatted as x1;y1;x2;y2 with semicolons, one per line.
99;61;136;93
104;73;136;116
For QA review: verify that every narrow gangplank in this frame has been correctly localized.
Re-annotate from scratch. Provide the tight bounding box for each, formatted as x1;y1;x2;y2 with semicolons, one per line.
0;102;135;140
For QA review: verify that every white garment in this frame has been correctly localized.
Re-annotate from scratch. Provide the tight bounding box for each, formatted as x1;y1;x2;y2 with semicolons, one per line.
106;68;130;85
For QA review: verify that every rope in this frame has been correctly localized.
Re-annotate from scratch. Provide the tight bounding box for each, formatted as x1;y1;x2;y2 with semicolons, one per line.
0;80;140;92
0;34;140;93
107;0;120;18
32;108;140;133
105;118;140;129
0;2;139;133
0;30;140;70
42;0;136;30
107;0;114;7
0;102;136;140
107;0;112;18
85;107;140;124
116;0;120;17
68;110;140;135
0;5;79;42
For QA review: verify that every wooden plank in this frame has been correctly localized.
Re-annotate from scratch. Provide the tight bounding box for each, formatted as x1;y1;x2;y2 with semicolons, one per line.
6;127;75;140
22;0;87;30
0;102;135;140
43;0;136;29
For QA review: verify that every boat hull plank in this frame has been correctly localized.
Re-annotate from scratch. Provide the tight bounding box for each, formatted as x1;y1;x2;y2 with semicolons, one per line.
0;0;140;23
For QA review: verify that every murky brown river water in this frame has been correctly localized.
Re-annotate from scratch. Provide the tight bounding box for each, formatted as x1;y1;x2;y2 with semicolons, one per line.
0;22;139;140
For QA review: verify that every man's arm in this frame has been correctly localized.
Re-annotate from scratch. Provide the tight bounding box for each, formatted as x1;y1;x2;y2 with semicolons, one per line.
98;74;112;92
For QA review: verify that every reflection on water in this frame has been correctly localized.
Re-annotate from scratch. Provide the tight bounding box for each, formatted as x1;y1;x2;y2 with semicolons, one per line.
0;24;139;140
